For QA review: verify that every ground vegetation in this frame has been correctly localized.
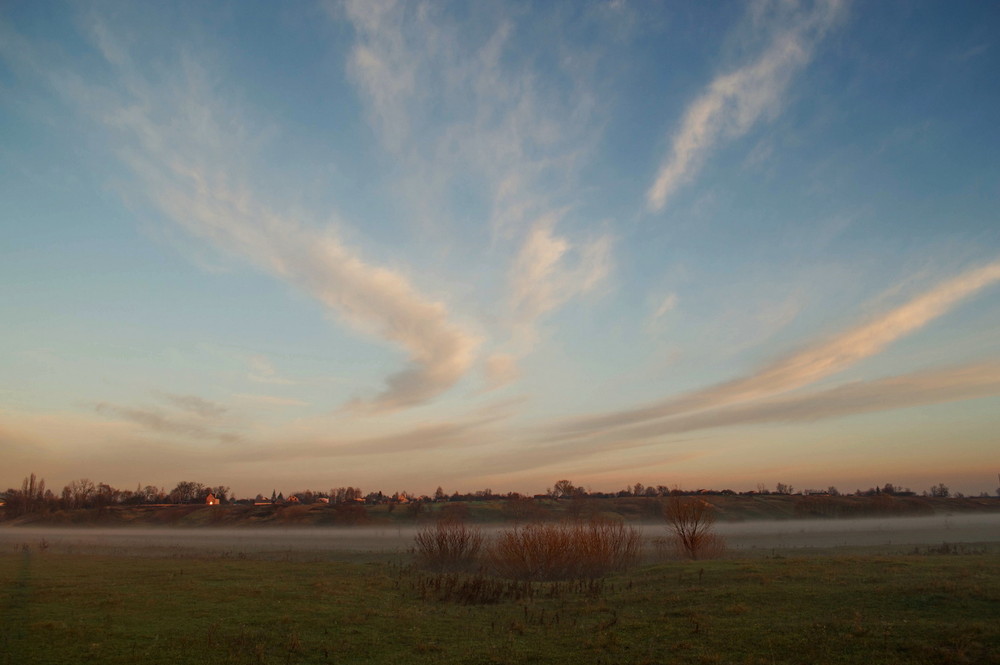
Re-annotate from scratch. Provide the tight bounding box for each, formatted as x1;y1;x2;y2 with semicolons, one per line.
1;544;996;664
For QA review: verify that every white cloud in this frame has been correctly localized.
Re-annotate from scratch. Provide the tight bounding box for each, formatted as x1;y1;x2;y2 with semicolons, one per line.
483;360;1000;476
343;0;418;154
651;292;678;322
80;21;480;412
647;0;846;212
719;261;1000;396
553;260;1000;437
156;176;479;411
509;214;612;350
94;402;240;444
340;1;614;371
340;1;603;233
157;393;228;419
601;360;1000;443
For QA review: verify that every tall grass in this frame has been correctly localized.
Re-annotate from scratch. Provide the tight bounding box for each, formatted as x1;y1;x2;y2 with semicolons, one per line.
488;520;640;581
412;521;484;572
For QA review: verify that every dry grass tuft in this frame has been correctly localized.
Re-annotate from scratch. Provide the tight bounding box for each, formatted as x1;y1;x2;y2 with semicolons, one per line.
488;520;641;581
412;521;484;572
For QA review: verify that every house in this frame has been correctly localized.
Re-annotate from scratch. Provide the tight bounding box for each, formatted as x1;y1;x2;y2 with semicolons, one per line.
205;493;220;505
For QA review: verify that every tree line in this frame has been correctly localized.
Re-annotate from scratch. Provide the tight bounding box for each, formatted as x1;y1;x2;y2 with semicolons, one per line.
0;474;233;516
2;473;994;518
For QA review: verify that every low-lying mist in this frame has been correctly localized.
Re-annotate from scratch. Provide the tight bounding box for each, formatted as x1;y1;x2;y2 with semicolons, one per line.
2;513;996;558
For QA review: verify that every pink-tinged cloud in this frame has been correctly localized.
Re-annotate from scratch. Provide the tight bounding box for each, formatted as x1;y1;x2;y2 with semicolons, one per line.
483;360;1000;476
552;260;1000;438
647;0;846;212
84;25;481;413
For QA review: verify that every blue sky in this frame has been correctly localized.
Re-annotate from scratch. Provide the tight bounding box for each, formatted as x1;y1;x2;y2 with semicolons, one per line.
2;0;999;498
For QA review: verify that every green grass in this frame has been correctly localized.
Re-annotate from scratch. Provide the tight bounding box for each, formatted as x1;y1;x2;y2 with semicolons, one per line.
1;548;998;664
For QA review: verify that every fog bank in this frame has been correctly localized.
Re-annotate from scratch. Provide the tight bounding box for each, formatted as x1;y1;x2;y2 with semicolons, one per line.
2;513;997;557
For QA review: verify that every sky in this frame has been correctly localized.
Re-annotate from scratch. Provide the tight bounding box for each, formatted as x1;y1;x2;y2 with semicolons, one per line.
2;0;999;499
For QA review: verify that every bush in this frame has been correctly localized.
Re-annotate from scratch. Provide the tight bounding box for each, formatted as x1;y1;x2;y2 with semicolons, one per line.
663;496;725;560
488;520;640;581
413;521;484;572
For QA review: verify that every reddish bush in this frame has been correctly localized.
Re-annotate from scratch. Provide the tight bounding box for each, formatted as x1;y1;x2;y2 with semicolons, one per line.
663;496;725;560
413;521;484;572
488;520;640;581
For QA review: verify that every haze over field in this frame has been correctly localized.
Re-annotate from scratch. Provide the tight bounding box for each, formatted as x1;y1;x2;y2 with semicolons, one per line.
3;514;999;557
2;1;999;497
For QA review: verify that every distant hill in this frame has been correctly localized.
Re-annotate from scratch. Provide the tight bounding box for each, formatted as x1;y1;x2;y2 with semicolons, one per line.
2;494;998;528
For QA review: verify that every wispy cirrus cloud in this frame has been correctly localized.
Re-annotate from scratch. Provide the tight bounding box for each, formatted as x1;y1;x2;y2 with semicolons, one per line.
552;260;1000;438
471;212;612;389
247;356;298;386
481;360;1000;477
341;0;599;236
148;165;479;412
94;401;239;444
647;0;847;212
508;213;612;350
237;420;485;463
650;292;679;325
341;1;613;383
156;393;228;419
53;18;480;413
597;361;1000;444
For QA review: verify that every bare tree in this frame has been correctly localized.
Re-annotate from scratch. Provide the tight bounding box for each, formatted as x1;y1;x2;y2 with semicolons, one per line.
663;495;724;560
169;481;205;504
930;483;950;498
4;473;47;515
552;479;576;499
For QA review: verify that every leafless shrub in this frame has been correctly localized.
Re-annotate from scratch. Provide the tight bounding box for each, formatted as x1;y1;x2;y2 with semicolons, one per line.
488;520;640;581
663;496;725;560
413;521;484;572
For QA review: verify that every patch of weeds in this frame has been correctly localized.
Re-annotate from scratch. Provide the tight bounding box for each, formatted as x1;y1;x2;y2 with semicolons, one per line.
225;625;269;665
413;640;444;654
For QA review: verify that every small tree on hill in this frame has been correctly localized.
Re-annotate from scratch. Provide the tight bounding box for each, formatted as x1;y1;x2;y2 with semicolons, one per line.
552;479;576;499
930;483;950;498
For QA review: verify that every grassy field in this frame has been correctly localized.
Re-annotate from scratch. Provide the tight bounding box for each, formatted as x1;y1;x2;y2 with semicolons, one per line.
1;543;997;664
